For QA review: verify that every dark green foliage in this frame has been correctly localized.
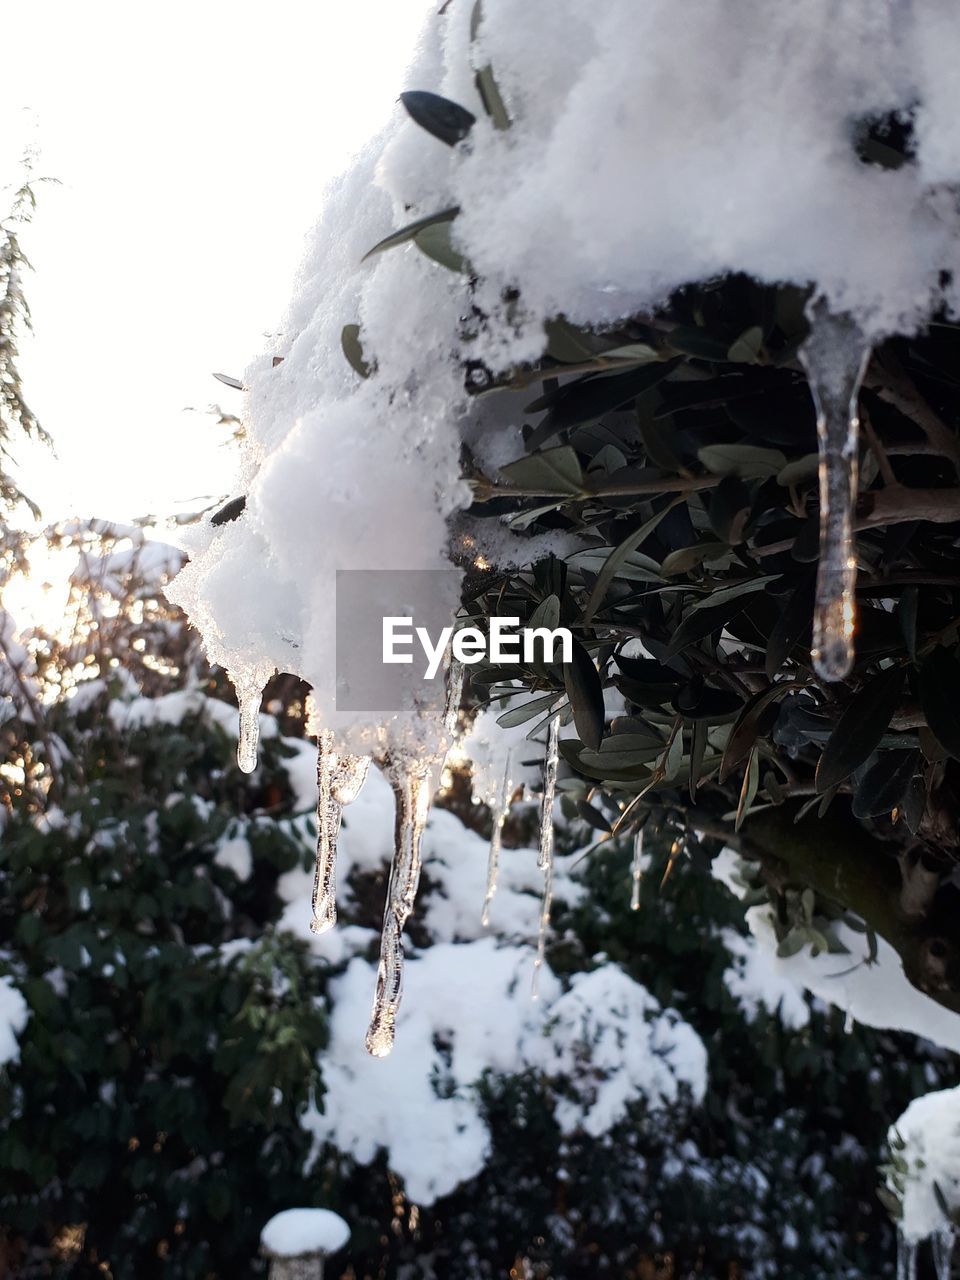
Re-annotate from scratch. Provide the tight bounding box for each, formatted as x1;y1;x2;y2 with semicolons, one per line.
0;690;327;1278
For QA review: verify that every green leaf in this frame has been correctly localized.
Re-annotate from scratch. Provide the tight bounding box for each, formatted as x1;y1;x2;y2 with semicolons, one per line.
340;324;373;378
919;647;960;759
667;326;732;361
400;90;476;146
815;666;905;793
852;749;919;819
583;500;681;622
686;575;780;614
362;206;460;262
727;325;765;364
720;683;795;784
544;318;597;363
698;443;787;481
765;576;814;680
496;692;561;729
663;593;753;658
414;219;468;273
777;453;820;487
563;640;605;751
475;64;511;129
500;446;584;495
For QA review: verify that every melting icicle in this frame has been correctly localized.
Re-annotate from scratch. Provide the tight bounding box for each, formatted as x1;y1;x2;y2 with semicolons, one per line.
236;679;266;774
630;825;645;911
532;713;561;997
799;302;871;682
365;657;463;1057
532;854;553;1002
310;732;371;936
481;756;513;928
896;1231;918;1280
932;1228;955;1280
366;756;432;1057
537;713;561;871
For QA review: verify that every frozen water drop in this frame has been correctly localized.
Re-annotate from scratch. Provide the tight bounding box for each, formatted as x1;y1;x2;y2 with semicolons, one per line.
799;301;871;682
532;855;554;1002
481;756;513;929
310;734;369;936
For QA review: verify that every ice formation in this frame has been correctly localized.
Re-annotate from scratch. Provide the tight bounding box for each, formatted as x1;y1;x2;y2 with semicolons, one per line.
310;731;370;936
532;712;560;997
480;754;513;928
799;305;871;681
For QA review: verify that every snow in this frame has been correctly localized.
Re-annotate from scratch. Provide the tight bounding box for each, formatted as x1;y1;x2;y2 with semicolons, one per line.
305;938;705;1204
260;1207;350;1258
888;1086;960;1244
746;905;960;1056
721;928;811;1032
214;835;253;882
0;976;29;1066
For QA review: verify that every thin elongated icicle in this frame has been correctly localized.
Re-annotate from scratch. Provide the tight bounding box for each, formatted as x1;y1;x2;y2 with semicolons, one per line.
532;855;554;1001
932;1229;954;1280
311;733;371;936
481;756;513;928
630;825;645;911
896;1232;918;1280
537;713;561;871
799;303;871;682
365;658;463;1057
366;756;432;1057
532;713;561;997
236;680;265;774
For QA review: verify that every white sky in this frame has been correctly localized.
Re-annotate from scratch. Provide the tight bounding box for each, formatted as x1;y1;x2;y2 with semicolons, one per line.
2;0;430;523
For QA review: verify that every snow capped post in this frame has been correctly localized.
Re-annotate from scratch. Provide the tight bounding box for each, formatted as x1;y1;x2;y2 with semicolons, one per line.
260;1208;350;1280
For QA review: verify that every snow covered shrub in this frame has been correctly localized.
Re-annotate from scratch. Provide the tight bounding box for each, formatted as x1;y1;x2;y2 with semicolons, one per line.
0;677;327;1278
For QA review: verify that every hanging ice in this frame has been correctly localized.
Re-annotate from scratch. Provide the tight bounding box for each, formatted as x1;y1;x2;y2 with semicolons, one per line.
532;713;561;997
799;302;871;682
365;754;432;1057
481;755;513;929
897;1231;918;1280
537;713;561;871
236;677;266;774
365;658;463;1057
932;1229;954;1280
630;825;645;912
311;731;371;936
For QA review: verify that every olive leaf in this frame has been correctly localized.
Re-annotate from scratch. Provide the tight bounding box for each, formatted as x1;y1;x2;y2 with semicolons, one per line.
400;91;476;146
815;666;904;793
361;206;460;262
340;324;374;378
563;639;605;751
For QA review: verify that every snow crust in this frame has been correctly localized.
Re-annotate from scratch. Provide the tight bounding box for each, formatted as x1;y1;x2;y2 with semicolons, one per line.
260;1206;350;1257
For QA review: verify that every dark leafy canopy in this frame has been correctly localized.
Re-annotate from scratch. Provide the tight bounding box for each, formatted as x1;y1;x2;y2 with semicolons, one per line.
442;271;960;1018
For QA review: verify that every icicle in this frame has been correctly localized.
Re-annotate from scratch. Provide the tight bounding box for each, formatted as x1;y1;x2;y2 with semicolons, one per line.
896;1231;918;1280
365;658;463;1057
844;1007;855;1035
630;825;645;912
531;713;561;996
932;1228;954;1280
799;302;871;682
310;734;371;936
481;756;513;928
236;679;265;774
532;854;554;1002
365;755;432;1057
537;713;561;871
443;656;464;737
